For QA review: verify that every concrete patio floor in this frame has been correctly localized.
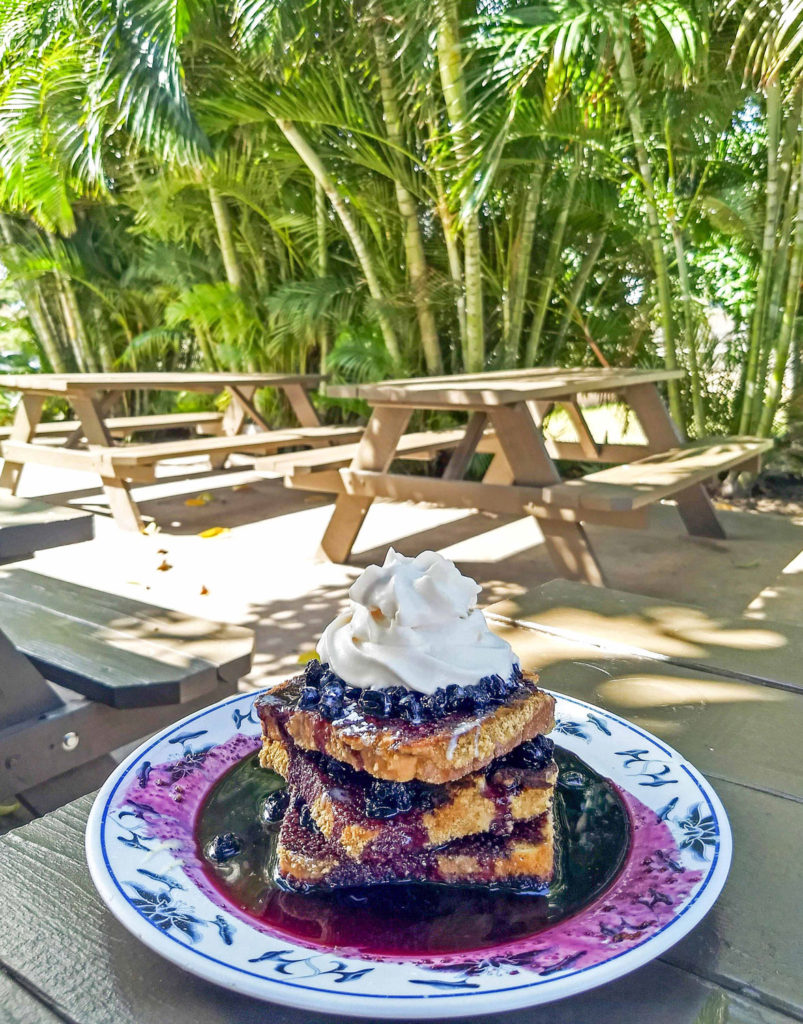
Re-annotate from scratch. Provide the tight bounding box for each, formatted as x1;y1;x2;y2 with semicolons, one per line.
10;457;803;693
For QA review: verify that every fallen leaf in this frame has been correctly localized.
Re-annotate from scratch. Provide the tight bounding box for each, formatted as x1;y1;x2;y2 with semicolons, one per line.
157;548;168;555
734;560;760;569
157;559;173;571
232;483;252;492
198;526;231;538
0;801;21;816
714;501;735;510
185;492;214;507
297;649;319;664
200;585;209;596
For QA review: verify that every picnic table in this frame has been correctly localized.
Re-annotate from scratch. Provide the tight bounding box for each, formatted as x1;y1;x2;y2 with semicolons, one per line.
0;583;799;1023
273;368;770;584
0;373;361;531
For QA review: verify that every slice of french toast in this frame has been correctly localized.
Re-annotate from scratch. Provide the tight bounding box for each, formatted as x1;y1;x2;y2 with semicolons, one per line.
260;735;557;859
255;669;555;784
276;795;555;891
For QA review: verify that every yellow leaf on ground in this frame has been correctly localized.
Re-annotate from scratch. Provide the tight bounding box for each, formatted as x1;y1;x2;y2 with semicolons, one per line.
200;584;209;595
185;492;215;507
0;801;21;816
298;649;318;664
714;501;735;510
198;527;231;538
157;559;173;571
232;483;252;492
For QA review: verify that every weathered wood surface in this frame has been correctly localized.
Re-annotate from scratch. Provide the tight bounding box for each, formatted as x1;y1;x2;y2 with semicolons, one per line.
255;427;493;476
488;579;803;694
0;373;324;395
0;494;93;559
0;569;253;707
490;627;803;801
0;795;795;1024
0;411;225;441
328;367;683;407
543;439;773;512
0;969;64;1024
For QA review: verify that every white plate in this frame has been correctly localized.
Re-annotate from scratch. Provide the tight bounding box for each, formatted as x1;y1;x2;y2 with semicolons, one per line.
86;690;731;1019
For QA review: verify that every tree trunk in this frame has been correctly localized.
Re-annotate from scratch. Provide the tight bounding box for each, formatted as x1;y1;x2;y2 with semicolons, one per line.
434;0;484;371
276;118;401;366
208;185;244;290
740;75;781;433
758;125;803;437
315;181;330;378
435;172;466;363
374;25;442;375
613;24;683;430
525;159;580;365
670;222;705;436
504;160;545;367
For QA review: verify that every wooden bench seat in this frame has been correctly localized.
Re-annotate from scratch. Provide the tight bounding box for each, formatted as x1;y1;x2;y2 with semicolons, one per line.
0;411;225;442
255;428;496;476
540;438;772;512
285;438;770;525
0;425;364;480
0;495;94;560
0;569;253;708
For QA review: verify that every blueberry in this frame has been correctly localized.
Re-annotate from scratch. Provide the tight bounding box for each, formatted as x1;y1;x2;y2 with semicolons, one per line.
343;684;362;702
359;688;393;718
512;735;554;770
445;684;472;713
318;694;344;720
422;688;449;718
320;668;342;690
364;779;413;819
384;685;408;714
205;831;241;862
297;686;320;710
260;789;290;826
486;674;510;703
297;801;321;833
397;692;424;724
304;659;324;685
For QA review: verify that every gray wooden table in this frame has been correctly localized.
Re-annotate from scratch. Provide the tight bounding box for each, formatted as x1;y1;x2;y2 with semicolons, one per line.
0;616;799;1023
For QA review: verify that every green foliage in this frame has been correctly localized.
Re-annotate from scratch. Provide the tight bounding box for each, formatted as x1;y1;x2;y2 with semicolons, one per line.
0;0;802;437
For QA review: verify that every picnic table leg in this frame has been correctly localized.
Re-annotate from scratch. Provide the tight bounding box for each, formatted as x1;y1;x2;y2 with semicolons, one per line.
489;403;607;586
70;394;144;532
443;412;487;480
320;406;411;563
0;395;44;493
626;383;726;540
282;383;322;428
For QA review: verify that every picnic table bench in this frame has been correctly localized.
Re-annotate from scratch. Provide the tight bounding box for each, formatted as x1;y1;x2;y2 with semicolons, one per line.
0;373;357;531
276;368;770;584
0;493;94;561
0;567;253;814
0;580;799;1022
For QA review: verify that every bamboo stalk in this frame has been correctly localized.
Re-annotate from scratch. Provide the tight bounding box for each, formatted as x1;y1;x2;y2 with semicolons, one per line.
276;117;402;366
504;159;545;367
435;171;466;362
315;181;330;378
373;25;442;375
553;229;607;359
525;158;580;365
434;0;484;372
613;23;683;430
208;185;244;290
758;122;803;437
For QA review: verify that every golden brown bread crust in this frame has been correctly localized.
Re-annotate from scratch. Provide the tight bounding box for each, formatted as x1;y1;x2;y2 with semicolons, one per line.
259;736;557;859
258;670;555;784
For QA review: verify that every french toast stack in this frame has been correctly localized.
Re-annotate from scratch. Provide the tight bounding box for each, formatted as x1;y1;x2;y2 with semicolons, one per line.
255;660;557;891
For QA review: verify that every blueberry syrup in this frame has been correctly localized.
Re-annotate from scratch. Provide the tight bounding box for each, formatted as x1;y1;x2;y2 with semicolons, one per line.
196;747;629;957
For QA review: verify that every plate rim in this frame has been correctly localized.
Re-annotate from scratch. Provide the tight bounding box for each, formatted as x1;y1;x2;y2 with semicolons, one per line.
86;689;732;1019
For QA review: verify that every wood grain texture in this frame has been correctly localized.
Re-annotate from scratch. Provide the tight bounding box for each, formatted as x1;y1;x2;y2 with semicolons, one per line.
494;629;803;801
0;411;224;440
0;969;65;1024
0;797;794;1024
0;496;93;560
0;373;324;394
487;579;803;693
0;570;253;707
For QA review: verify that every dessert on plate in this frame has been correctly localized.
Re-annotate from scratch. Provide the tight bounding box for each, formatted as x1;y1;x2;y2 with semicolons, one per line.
255;549;556;891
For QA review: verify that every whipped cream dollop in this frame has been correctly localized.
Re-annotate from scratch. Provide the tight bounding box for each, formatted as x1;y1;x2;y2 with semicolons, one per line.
316;549;518;692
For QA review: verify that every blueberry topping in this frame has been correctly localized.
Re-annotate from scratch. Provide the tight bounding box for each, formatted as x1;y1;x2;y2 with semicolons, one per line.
205;831;242;862
384;685;407;713
343;684;362;702
359;688;394;718
445;683;472;713
297;800;321;833
397;692;424;724
422;688;449;718
304;659;325;685
297;686;320;710
260;789;290;826
318;693;344;720
511;735;554;769
485;674;509;702
364;779;414;819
